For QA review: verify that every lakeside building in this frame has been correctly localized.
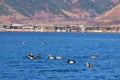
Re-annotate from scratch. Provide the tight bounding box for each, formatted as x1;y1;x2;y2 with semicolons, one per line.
85;25;108;32
53;24;85;32
10;24;23;29
53;24;120;33
0;23;120;33
37;24;53;32
54;24;71;32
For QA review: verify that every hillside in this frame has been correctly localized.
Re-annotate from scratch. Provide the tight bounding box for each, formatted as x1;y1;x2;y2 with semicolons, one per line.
95;4;120;24
0;0;26;23
0;0;120;24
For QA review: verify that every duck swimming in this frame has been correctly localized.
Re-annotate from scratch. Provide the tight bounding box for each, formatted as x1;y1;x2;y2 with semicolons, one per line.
48;54;54;59
41;41;46;45
86;62;93;68
36;54;41;59
90;55;98;59
22;41;26;45
67;59;76;64
55;56;63;59
27;53;34;59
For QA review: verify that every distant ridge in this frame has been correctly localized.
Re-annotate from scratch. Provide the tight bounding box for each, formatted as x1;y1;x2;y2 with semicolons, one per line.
0;0;120;24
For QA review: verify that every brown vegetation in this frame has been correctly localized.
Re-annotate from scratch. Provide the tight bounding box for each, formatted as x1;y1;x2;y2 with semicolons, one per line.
95;4;120;25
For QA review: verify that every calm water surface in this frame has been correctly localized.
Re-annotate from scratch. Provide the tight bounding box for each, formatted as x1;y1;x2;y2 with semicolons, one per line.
0;32;120;80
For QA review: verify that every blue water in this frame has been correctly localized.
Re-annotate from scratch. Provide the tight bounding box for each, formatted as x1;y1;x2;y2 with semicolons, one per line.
0;32;120;80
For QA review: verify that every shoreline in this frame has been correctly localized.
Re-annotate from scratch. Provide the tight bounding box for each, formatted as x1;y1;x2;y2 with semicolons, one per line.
0;29;53;32
0;29;120;33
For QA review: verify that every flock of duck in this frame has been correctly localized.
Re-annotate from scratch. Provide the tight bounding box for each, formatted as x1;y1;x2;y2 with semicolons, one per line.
27;53;98;68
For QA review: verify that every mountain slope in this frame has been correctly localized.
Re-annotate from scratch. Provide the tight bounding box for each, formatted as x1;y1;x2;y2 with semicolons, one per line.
0;0;120;23
95;4;120;24
0;0;26;23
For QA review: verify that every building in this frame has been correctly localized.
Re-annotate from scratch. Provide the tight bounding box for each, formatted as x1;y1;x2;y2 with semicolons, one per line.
54;24;71;32
10;24;23;29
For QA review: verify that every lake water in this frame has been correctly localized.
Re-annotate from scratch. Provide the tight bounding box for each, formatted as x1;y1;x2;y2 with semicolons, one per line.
0;32;120;80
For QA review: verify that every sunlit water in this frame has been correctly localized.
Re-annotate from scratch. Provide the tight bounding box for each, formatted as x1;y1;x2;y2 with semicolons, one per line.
0;32;120;80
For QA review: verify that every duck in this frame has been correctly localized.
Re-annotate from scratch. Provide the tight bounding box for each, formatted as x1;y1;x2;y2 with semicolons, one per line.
36;54;41;59
27;53;34;59
48;54;54;59
86;62;93;68
55;56;63;59
67;59;76;64
22;41;26;45
41;41;46;45
90;55;98;59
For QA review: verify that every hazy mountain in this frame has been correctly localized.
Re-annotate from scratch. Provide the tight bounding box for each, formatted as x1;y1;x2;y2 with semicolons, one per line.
0;0;120;23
